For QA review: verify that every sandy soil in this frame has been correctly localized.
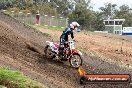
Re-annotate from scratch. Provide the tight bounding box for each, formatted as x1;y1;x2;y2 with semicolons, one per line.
37;26;132;68
0;12;132;88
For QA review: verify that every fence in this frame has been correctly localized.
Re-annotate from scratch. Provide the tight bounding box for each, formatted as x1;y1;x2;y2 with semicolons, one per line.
14;13;68;28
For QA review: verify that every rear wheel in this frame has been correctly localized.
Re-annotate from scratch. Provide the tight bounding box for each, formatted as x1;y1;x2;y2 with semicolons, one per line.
69;53;82;69
44;45;54;59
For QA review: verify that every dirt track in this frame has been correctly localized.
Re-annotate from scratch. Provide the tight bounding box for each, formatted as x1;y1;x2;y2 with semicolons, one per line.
0;12;132;88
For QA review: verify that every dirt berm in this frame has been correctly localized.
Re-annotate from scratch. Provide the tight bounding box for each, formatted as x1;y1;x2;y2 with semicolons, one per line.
0;12;132;88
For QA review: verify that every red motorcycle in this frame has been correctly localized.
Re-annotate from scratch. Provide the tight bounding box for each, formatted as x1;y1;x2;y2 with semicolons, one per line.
44;40;83;68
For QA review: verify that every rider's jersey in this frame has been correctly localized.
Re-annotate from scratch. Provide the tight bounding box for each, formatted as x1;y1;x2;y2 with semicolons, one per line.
61;27;74;41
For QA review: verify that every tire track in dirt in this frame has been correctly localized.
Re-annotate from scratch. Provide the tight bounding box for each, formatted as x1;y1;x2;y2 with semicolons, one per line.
0;12;85;88
37;24;132;88
0;12;132;88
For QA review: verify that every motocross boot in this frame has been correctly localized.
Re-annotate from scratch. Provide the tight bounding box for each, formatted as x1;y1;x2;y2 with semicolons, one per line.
58;50;64;60
53;49;64;61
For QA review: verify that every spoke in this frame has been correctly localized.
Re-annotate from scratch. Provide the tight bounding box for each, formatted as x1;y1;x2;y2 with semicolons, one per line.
70;54;81;68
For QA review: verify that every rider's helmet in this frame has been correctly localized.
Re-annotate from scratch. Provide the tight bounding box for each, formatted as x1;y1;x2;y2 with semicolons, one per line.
69;22;81;32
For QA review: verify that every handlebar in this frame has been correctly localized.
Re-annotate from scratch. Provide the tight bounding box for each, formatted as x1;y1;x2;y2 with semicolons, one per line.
69;40;78;42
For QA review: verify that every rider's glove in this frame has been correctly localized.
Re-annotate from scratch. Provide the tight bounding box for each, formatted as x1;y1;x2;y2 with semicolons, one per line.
73;39;78;42
73;39;76;42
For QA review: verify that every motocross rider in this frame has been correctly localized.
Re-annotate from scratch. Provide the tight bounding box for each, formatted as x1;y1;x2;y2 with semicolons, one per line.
58;21;81;60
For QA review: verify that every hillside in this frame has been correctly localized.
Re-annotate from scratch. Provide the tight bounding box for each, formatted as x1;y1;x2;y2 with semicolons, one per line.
36;25;132;69
0;12;132;88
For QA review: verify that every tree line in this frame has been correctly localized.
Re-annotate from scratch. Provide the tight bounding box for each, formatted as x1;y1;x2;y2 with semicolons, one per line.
0;0;132;31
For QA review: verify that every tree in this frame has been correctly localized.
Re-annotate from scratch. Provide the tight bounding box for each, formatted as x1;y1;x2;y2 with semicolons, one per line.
93;12;105;31
99;3;117;20
68;0;96;30
0;0;15;9
115;5;132;26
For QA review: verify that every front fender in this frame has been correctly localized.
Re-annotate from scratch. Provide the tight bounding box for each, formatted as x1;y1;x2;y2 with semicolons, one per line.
71;49;82;55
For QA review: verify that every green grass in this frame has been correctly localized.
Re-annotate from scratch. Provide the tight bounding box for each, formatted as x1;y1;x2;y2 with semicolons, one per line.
47;26;64;31
25;24;52;38
30;24;64;31
42;32;51;37
2;10;11;16
0;67;48;88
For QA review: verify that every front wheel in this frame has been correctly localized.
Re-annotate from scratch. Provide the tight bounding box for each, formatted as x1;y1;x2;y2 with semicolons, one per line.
69;53;82;69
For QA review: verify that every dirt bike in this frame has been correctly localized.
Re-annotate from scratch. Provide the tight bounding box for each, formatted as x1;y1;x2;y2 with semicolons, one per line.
44;40;83;68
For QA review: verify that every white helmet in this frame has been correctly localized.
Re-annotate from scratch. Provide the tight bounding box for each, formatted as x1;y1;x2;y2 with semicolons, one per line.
70;22;81;32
